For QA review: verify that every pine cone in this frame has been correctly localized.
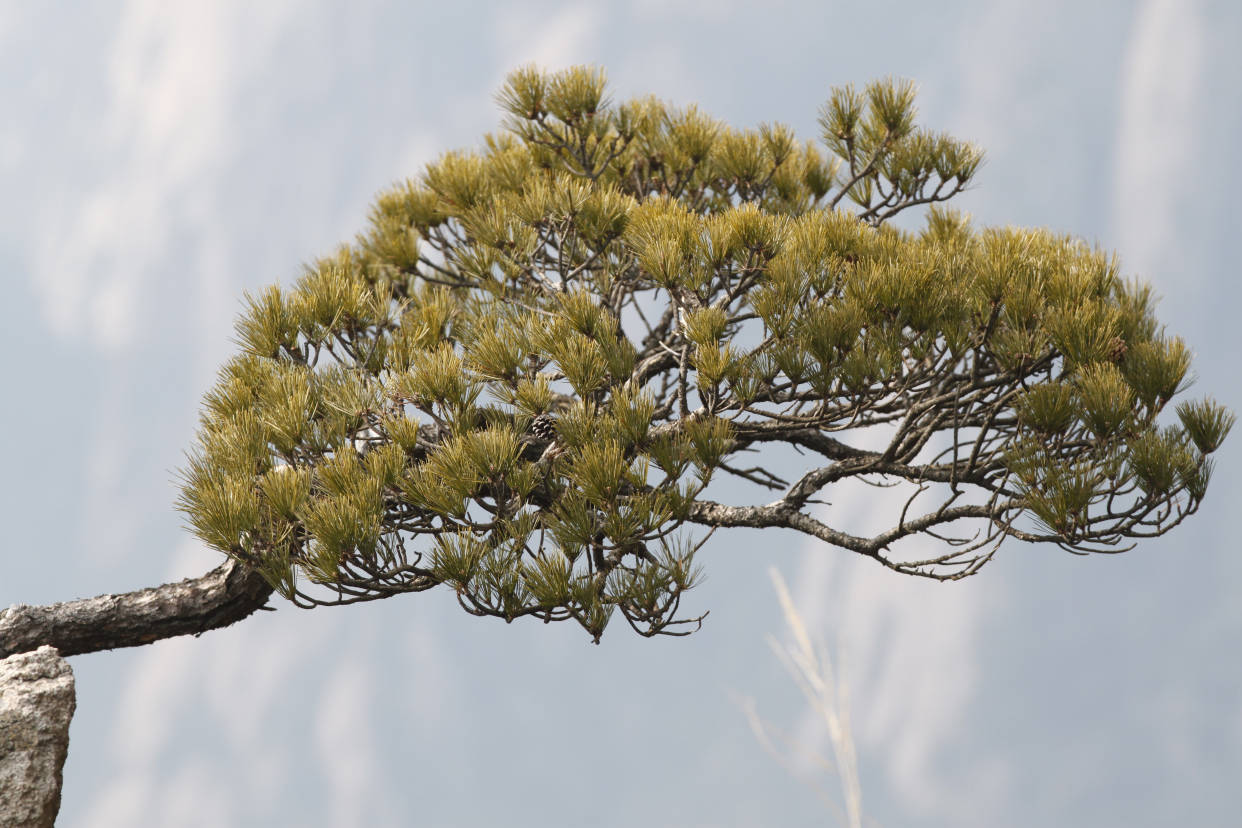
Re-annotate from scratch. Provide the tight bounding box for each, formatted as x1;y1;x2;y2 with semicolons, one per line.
529;413;558;441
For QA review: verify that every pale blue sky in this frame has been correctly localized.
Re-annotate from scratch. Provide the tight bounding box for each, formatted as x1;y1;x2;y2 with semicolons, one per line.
2;2;1239;826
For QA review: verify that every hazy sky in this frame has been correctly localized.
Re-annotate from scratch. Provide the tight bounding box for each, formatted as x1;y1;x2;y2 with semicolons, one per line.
3;2;1240;826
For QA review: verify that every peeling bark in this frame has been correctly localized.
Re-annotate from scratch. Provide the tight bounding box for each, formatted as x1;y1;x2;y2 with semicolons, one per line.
0;560;273;659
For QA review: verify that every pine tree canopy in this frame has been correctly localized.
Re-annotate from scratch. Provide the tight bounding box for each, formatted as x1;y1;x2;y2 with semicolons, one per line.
177;65;1233;642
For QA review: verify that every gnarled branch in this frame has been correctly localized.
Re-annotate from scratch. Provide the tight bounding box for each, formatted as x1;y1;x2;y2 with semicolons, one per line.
0;559;273;659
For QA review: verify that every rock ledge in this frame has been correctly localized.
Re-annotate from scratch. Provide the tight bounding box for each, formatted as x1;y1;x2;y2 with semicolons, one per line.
0;646;76;828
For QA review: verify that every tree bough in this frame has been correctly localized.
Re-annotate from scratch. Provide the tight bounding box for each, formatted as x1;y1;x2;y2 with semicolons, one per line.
170;65;1232;644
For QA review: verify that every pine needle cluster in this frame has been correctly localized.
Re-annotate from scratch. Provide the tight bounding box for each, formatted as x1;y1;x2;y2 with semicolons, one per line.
178;65;1232;641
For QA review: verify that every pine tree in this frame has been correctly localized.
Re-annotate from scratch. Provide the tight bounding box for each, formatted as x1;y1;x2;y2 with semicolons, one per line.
3;66;1231;654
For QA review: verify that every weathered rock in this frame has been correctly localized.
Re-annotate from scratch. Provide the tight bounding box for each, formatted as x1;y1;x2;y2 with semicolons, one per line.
0;646;76;828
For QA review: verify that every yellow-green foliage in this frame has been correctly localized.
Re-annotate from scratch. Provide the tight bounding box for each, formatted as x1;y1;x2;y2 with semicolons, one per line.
178;65;1230;641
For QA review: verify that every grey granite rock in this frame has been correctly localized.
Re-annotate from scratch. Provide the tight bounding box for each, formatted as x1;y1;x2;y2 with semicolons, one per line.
0;646;76;828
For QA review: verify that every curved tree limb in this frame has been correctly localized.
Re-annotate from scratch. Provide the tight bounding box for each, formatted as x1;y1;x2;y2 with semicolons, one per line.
0;559;273;659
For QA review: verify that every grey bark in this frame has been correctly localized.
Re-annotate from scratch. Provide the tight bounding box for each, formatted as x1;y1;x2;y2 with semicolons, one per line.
0;647;75;828
0;559;274;659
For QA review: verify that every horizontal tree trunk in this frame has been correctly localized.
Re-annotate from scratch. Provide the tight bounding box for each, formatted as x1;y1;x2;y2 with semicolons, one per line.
0;560;273;659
